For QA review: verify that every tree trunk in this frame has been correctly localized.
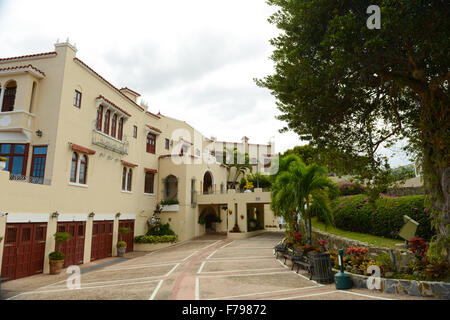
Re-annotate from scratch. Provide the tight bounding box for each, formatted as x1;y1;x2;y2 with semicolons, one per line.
420;93;450;262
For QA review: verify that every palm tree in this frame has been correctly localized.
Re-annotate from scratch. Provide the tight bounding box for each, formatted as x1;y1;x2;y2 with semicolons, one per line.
271;155;338;244
224;147;253;189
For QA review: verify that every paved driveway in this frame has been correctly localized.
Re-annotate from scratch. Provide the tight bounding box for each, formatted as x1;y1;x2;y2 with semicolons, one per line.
0;232;432;300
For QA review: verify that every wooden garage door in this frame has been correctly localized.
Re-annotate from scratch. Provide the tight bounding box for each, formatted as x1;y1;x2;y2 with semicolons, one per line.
90;221;113;261
119;220;135;253
1;223;47;281
57;222;86;268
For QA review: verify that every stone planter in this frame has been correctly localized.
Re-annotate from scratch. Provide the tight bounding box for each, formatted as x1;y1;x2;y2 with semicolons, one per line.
49;260;65;275
331;268;450;299
117;246;126;257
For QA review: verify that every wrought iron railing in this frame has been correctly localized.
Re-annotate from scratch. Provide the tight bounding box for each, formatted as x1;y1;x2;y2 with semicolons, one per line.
92;130;129;155
9;174;51;185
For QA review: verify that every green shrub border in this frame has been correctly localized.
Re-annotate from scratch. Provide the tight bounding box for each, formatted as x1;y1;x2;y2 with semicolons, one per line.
134;235;178;244
323;194;435;241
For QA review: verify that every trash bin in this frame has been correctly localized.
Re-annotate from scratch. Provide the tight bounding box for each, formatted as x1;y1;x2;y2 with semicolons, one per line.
312;253;334;284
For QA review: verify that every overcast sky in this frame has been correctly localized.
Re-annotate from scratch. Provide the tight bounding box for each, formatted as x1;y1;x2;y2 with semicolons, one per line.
0;0;411;167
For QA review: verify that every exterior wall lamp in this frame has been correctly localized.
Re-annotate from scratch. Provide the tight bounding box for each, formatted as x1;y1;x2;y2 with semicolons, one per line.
89;212;95;218
35;130;43;137
51;211;59;219
115;212;121;218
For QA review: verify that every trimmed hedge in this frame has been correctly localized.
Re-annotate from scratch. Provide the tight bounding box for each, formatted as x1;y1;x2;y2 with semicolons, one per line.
338;181;365;196
323;194;435;241
134;235;178;244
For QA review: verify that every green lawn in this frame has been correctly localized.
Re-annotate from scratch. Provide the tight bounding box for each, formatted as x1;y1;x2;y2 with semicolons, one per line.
311;217;404;249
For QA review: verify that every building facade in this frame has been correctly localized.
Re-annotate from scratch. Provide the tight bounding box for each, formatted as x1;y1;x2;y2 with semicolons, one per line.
0;42;278;281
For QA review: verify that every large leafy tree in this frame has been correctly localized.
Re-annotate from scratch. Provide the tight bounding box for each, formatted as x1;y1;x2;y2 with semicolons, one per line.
257;0;449;259
271;155;338;244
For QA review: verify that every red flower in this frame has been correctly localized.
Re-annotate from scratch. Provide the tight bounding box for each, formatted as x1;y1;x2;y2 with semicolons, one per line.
346;246;368;256
293;233;302;242
318;240;327;247
410;238;428;258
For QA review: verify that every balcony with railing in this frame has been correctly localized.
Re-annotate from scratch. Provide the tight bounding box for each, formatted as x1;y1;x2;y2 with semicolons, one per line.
0;110;35;138
9;174;51;185
91;129;129;155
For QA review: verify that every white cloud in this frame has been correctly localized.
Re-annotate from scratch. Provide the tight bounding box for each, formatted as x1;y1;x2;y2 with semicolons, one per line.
0;0;410;165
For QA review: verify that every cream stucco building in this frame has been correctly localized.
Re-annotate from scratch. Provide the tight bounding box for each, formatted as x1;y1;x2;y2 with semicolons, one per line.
0;42;279;281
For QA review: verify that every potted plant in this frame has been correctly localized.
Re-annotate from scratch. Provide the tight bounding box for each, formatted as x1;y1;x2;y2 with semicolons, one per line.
49;232;71;274
117;241;127;257
117;227;131;256
198;216;206;225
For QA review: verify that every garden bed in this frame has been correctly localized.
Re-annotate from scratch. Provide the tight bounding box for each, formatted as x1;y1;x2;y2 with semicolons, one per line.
331;268;450;299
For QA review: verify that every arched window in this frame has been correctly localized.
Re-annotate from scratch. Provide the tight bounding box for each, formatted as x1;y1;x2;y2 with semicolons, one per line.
79;155;88;184
118;118;124;141
104;110;111;135
111;114;117;138
70;152;78;182
96;106;103;131
1;81;17;112
146;133;156;154
127;169;132;192
122;167;127;191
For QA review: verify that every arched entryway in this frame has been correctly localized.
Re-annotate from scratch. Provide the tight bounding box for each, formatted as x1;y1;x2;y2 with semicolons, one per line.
200;206;218;234
203;171;213;194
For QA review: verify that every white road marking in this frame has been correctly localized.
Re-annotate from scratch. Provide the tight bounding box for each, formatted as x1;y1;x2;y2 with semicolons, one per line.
198;271;291;278
340;290;394;300
91;261;179;272
197;261;206;274
199;267;286;274
200;240;222;250
205;250;218;260
149;280;164;300
278;290;339;300
40;275;168;289
165;263;180;277
208;285;320;300
195;277;200;300
182;251;199;261
206;256;273;261
7;279;162;299
220;247;274;250
220;241;234;248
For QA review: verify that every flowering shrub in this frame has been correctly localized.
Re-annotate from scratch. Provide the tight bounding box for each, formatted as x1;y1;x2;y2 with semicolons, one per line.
409;237;428;260
318;239;327;251
338;181;365;196
346;246;368;256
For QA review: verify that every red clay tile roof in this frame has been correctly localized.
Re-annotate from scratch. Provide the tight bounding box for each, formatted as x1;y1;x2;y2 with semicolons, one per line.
145;111;160;119
70;143;96;155
145;168;158;173
145;125;162;133
97;95;132;117
0;51;57;62
120;87;141;97
74;58;161;118
0;64;46;77
121;160;138;167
